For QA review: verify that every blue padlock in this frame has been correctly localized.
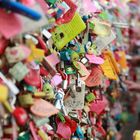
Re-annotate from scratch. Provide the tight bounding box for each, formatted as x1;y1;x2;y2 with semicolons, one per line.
60;50;71;61
75;126;84;139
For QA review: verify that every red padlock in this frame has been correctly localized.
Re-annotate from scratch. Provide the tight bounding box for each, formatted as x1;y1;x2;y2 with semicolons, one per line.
24;63;41;87
12;107;28;126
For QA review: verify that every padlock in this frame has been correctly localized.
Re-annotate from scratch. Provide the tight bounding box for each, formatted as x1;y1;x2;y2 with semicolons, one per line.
75;125;84;139
43;82;55;99
18;131;30;140
57;112;66;123
9;62;29;82
38;128;48;140
12;107;28;126
60;49;71;61
86;92;96;103
18;94;34;107
0;84;13;113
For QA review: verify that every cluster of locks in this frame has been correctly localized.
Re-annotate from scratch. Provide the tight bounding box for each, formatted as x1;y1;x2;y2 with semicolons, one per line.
0;0;138;140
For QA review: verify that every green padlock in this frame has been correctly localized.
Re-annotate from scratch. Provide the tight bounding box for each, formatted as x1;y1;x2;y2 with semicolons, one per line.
71;51;79;62
65;66;76;75
86;93;96;103
43;82;55;99
18;94;34;107
57;112;66;123
18;131;30;140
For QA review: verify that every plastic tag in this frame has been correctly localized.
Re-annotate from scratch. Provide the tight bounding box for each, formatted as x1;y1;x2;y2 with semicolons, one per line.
100;59;118;80
115;51;127;69
95;30;116;55
64;81;85;110
100;50;120;80
86;54;104;64
30;99;59;117
56;120;72;139
90;96;108;115
85;66;102;87
86;93;96;103
91;19;111;37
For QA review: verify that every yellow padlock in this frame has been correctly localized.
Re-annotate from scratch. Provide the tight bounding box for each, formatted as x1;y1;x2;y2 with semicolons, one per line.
38;129;48;140
133;130;140;140
0;84;13;113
